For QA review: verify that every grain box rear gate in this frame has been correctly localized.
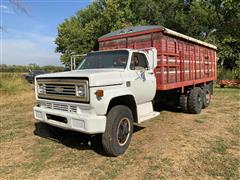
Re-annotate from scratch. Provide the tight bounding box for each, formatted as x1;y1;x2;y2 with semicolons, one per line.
98;26;217;92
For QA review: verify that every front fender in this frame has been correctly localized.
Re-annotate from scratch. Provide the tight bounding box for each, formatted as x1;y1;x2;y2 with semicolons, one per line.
90;85;135;116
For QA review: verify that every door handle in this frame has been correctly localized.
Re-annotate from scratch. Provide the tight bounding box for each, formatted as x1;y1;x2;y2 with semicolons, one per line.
148;72;154;75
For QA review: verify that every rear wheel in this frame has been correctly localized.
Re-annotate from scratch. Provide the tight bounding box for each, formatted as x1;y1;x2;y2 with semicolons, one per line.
202;87;211;109
188;87;203;114
179;94;188;113
102;105;133;157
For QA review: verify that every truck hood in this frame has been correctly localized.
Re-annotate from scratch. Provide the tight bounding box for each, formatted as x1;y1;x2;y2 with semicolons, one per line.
36;69;124;87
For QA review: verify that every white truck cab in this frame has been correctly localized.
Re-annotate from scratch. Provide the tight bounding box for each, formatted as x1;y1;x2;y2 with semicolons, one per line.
33;48;159;156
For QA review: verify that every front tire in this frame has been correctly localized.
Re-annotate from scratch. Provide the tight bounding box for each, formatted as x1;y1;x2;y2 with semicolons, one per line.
102;105;133;157
188;87;203;114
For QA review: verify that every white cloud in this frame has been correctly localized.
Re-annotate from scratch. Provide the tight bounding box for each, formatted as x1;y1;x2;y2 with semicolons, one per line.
0;5;8;9
0;5;15;15
2;31;61;66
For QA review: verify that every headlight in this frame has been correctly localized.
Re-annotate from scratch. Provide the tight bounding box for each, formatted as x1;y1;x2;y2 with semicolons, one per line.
38;84;46;94
76;84;86;97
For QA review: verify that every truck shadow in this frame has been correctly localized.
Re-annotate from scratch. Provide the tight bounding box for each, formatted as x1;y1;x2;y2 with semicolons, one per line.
154;105;182;113
33;122;145;156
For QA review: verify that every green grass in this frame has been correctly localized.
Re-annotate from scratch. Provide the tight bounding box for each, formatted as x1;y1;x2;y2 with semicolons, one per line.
194;119;205;124
24;140;55;175
0;72;31;93
211;138;229;154
143;157;173;179
199;151;239;179
214;87;240;100
92;147;141;179
0;77;239;179
195;136;240;179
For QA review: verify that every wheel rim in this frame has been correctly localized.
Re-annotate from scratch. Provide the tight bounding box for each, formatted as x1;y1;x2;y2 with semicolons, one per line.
117;118;131;146
197;94;202;104
205;90;210;104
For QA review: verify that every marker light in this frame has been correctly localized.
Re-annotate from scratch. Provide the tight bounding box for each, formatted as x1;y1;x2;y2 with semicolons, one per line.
95;89;104;97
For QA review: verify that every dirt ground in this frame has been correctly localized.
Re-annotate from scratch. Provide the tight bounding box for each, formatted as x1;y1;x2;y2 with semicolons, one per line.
0;87;239;179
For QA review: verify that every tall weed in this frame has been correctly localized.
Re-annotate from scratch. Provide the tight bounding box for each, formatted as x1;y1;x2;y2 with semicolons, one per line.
0;73;31;93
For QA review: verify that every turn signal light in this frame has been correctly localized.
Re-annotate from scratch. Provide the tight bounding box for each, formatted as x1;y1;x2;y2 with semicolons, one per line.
95;89;104;97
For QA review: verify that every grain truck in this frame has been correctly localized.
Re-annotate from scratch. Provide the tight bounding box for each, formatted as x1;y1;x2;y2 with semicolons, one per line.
33;26;217;156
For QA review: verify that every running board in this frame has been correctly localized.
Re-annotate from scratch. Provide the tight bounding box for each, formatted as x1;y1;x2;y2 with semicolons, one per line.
138;111;160;123
137;102;160;123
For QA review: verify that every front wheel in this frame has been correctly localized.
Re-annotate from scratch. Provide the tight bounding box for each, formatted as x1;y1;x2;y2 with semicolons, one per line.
102;105;133;157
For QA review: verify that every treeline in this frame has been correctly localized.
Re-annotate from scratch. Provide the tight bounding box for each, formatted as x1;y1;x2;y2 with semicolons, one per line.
55;0;239;73
0;64;64;73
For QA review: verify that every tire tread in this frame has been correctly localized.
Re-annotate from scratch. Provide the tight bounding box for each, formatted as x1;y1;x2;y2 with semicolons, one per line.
102;105;133;156
180;94;188;113
188;87;203;114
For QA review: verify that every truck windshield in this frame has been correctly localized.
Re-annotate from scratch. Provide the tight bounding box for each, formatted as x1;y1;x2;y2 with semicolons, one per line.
77;50;129;70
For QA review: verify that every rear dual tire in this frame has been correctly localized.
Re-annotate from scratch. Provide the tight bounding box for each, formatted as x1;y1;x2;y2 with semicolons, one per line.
179;94;189;113
202;87;211;109
180;87;207;114
188;87;203;114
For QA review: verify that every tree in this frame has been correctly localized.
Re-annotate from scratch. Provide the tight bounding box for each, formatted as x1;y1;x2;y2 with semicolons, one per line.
55;0;240;71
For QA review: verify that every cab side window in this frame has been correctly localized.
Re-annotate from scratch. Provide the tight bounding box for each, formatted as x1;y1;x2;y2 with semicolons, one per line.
130;53;149;70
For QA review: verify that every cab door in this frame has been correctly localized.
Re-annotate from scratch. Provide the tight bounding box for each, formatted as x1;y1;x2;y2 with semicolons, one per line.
127;52;156;104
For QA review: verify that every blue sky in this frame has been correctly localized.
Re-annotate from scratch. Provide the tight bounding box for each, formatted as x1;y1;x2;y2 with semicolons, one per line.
1;0;91;66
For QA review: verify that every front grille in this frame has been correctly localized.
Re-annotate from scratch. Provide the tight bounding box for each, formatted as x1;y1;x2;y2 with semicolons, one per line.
45;84;76;96
41;102;77;113
37;79;89;102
